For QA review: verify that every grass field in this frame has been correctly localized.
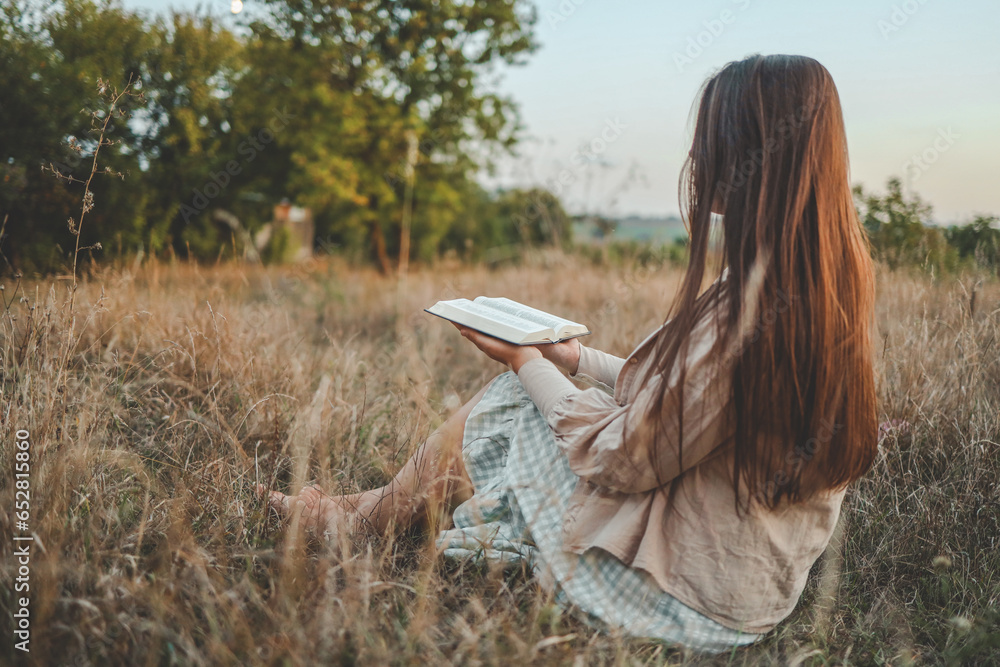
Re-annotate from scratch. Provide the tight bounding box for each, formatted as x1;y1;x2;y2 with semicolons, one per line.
1;255;998;665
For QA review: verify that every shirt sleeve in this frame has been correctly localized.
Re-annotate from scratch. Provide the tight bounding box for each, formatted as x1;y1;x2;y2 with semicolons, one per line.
570;344;626;390
516;330;731;494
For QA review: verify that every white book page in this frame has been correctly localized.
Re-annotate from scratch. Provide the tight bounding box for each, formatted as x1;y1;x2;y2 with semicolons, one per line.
475;297;584;336
458;300;545;332
426;299;552;343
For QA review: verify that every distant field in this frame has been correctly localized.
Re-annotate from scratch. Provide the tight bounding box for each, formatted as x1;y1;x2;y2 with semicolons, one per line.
573;216;689;245
1;256;998;665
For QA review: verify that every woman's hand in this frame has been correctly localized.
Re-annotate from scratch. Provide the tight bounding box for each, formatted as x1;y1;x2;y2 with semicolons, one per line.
536;338;581;375
454;324;542;372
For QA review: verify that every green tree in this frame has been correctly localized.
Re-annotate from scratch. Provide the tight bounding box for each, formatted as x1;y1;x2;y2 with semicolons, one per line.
0;0;548;272
854;177;959;273
141;11;247;258
495;188;572;248
246;0;538;270
0;0;152;271
946;215;1000;274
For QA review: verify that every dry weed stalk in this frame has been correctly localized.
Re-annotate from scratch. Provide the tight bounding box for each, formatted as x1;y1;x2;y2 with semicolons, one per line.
45;75;142;309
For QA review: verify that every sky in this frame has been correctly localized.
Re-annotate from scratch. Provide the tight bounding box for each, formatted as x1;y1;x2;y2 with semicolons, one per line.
123;0;1000;224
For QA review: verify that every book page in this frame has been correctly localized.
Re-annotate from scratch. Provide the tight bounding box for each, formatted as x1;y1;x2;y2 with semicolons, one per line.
426;297;587;344
474;297;581;330
458;300;546;333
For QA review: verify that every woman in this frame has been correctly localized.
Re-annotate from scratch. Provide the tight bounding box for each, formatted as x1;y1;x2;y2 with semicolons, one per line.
259;54;878;653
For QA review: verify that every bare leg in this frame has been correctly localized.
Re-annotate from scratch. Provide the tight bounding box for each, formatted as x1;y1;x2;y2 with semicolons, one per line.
261;380;494;540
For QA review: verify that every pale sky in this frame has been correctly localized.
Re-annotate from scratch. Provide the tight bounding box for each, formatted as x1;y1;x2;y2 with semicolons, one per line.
124;0;999;224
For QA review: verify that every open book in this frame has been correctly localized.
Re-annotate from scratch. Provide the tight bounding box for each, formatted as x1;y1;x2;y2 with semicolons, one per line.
425;297;590;345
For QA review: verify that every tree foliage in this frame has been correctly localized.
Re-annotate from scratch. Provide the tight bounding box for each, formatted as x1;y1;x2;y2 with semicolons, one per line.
945;215;1000;275
1;0;554;273
1;0;152;270
243;0;539;269
854;177;998;276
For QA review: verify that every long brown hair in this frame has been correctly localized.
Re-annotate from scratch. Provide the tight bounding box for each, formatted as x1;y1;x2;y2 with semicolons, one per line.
652;54;877;511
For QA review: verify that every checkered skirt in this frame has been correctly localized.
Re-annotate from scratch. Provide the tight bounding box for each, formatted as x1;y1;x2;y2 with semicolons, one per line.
434;372;760;654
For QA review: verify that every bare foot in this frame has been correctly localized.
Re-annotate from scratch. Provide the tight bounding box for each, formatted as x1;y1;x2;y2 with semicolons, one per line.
257;483;359;543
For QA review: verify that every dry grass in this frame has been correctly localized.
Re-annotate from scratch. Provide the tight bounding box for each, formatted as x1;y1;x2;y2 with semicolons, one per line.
1;255;998;666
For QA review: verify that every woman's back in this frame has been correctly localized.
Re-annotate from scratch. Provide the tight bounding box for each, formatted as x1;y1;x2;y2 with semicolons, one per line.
518;277;851;633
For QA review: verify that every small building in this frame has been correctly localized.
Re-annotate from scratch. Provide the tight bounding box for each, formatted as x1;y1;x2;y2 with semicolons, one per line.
272;199;314;261
254;199;314;262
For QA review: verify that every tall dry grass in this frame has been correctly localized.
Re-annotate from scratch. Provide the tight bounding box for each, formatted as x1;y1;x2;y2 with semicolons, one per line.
0;255;997;665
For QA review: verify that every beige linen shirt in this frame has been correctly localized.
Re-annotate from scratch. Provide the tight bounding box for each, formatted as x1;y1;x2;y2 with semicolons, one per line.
516;297;845;634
